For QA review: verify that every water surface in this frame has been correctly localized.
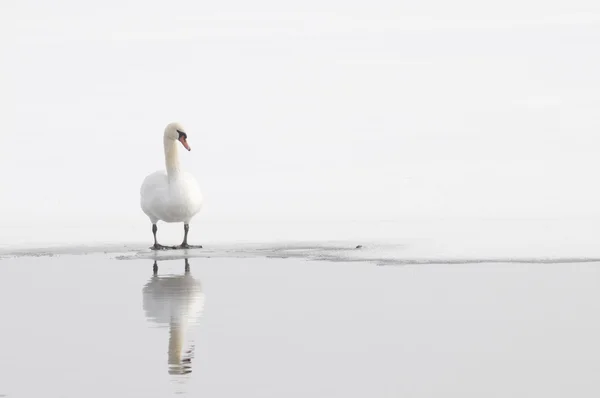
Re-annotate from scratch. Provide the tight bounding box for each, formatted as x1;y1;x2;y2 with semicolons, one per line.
1;253;600;397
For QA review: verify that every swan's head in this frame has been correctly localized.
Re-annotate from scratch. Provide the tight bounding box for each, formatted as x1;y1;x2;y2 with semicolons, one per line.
164;122;191;151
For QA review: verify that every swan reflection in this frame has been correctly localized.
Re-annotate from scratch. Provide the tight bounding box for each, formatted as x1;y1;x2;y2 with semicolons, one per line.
142;258;204;375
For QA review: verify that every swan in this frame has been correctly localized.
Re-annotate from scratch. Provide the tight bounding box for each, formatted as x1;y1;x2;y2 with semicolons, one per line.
140;122;203;250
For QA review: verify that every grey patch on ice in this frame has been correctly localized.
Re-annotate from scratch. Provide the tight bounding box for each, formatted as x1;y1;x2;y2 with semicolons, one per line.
114;242;388;263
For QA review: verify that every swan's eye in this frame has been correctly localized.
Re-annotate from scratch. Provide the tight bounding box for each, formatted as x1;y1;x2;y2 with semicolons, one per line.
177;130;187;140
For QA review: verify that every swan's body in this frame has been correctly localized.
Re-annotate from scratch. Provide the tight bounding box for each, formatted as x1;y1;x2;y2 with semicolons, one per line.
140;122;203;249
141;170;202;223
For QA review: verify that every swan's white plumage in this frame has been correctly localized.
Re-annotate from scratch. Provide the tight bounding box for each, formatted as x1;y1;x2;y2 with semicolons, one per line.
141;170;203;223
140;122;203;225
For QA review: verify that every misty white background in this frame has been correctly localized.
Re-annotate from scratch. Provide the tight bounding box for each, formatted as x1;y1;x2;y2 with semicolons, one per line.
2;0;600;244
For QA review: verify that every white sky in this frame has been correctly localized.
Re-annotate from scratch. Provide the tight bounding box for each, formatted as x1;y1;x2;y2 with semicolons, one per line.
2;0;600;228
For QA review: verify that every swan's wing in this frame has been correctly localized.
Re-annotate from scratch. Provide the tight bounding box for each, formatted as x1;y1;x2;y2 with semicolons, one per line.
180;171;204;212
140;171;168;221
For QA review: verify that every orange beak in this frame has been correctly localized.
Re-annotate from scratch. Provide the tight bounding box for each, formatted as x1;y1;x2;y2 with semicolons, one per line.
178;136;191;151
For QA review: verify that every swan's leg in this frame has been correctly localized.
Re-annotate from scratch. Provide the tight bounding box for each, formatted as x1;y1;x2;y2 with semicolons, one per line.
151;223;176;250
151;224;162;250
153;260;158;275
184;258;190;273
182;224;189;246
178;224;203;249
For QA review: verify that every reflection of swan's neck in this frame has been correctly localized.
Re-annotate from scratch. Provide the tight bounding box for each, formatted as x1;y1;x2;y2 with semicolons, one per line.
164;138;180;176
168;319;184;364
168;318;192;375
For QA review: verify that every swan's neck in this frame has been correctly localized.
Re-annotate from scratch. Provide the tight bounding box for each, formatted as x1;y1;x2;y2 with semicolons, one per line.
164;138;181;176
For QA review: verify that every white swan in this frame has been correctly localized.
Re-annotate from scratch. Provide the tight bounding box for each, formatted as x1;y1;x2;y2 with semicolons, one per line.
140;122;203;250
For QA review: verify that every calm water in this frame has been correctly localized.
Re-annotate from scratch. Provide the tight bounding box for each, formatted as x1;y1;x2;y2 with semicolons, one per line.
1;253;600;397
